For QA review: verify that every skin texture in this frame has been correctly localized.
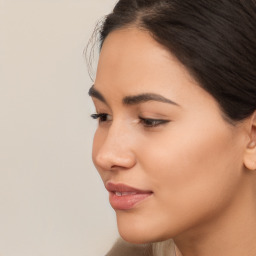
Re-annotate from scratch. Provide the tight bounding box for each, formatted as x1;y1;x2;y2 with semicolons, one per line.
90;28;256;256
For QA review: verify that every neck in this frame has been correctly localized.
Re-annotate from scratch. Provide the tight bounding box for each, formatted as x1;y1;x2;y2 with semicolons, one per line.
173;176;256;256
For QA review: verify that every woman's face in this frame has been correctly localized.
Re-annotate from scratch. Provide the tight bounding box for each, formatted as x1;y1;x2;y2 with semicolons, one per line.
90;28;247;243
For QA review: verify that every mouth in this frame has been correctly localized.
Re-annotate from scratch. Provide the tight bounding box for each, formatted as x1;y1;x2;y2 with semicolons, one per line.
105;182;153;210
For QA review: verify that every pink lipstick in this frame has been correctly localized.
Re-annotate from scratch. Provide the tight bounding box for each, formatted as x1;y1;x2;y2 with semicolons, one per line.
105;182;153;210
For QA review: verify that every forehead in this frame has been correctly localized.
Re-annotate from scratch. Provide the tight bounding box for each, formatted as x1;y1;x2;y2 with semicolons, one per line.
95;28;220;113
96;28;193;94
98;28;181;76
100;27;169;61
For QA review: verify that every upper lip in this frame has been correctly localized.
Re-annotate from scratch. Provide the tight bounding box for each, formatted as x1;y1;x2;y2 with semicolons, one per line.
105;182;153;194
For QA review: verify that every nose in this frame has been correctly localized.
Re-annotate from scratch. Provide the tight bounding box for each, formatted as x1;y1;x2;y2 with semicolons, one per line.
93;123;136;171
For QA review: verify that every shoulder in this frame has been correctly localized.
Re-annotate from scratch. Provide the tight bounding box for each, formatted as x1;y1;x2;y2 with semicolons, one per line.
106;238;153;256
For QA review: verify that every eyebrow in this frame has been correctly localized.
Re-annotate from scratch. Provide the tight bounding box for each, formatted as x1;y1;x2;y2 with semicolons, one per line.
88;86;107;104
88;85;179;106
123;93;179;106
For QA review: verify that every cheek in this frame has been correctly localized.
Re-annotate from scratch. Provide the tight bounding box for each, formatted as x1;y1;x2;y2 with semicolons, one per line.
137;123;243;228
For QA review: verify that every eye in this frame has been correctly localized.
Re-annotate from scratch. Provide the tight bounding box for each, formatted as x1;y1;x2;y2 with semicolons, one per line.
91;113;112;123
139;117;170;128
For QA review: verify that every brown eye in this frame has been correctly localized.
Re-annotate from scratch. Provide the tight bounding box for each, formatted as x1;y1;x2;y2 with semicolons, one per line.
139;117;170;128
91;113;112;123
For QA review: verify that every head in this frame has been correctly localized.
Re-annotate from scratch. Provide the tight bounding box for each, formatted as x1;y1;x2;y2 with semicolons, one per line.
89;0;256;245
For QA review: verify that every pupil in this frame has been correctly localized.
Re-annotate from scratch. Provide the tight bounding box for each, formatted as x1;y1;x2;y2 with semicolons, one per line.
146;120;154;126
101;114;107;121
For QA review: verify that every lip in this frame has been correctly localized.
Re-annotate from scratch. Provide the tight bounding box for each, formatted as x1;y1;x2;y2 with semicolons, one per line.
105;182;153;210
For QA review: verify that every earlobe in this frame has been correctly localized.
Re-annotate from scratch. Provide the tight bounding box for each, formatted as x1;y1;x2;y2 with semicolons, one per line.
243;111;256;171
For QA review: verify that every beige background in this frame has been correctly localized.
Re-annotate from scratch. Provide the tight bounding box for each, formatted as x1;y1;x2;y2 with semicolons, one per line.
0;0;119;255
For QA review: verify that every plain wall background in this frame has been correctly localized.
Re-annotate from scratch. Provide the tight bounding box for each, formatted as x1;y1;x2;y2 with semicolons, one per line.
0;1;119;255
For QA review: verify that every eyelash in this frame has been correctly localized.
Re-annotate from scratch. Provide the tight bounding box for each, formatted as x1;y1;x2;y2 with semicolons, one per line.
91;113;111;123
90;113;170;128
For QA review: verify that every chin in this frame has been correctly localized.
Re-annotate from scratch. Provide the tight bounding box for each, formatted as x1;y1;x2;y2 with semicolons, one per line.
118;229;157;244
116;211;173;244
118;228;171;245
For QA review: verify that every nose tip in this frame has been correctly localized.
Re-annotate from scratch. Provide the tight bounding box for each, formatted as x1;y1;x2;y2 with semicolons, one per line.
93;129;136;171
94;146;136;171
93;119;137;171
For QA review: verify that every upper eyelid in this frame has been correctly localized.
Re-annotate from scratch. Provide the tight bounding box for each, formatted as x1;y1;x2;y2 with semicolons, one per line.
139;117;169;121
139;117;170;123
91;113;170;129
91;95;177;119
91;112;170;121
94;114;170;124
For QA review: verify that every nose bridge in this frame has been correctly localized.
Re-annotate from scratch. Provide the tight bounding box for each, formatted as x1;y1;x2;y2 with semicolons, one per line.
95;120;136;170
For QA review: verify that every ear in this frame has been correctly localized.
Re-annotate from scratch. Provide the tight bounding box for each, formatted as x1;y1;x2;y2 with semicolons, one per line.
243;111;256;171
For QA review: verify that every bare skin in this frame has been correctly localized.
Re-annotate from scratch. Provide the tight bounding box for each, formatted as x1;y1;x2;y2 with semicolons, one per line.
90;28;256;256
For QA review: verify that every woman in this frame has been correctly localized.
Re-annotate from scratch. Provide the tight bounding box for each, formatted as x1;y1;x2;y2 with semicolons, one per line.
88;0;256;255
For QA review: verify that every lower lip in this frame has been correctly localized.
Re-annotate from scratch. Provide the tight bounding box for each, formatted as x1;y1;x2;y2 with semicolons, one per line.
109;192;153;210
